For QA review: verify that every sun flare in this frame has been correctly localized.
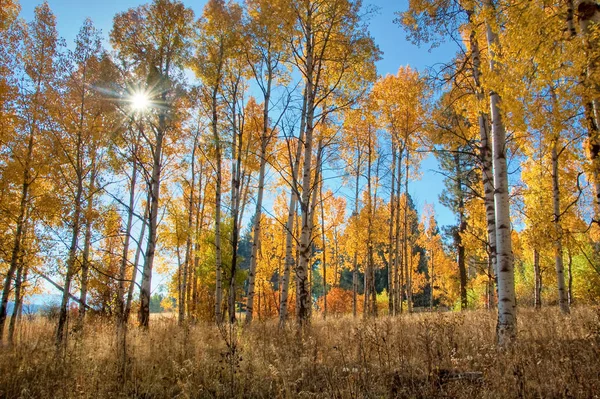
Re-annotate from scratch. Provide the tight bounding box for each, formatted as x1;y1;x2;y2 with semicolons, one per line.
131;92;150;111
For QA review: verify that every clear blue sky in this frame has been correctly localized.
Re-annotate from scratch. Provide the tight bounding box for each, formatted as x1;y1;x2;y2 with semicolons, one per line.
18;0;458;225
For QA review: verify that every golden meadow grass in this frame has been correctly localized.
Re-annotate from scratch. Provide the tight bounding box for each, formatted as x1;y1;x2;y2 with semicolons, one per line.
1;306;599;398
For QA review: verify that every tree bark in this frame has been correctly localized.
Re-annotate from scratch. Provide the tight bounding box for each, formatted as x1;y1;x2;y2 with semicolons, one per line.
8;265;27;345
294;2;322;329
395;147;403;314
190;164;205;321
306;141;324;320
279;90;307;325
180;135;198;326
484;0;517;345
246;73;272;324
296;88;316;327
404;149;412;313
567;247;573;306
320;177;327;319
534;249;542;309
370;145;380;317
116;128;140;378
388;145;397;315
211;83;224;324
56;177;84;345
576;1;600;219
77;155;97;329
468;11;497;305
429;249;434;310
139;110;165;329
352;152;360;318
365;131;374;318
125;199;149;323
551;140;570;314
455;153;468;311
8;209;30;345
228;76;243;324
0;126;34;344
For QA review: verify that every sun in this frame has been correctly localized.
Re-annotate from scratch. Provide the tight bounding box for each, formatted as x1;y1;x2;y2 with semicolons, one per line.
131;92;150;111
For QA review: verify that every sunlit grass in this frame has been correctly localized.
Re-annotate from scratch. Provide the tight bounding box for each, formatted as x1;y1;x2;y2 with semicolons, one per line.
1;306;599;398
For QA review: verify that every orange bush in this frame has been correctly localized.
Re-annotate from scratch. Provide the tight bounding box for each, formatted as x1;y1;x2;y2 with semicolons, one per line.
318;287;363;315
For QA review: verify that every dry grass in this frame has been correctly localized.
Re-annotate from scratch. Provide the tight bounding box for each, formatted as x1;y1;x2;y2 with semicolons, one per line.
1;306;599;398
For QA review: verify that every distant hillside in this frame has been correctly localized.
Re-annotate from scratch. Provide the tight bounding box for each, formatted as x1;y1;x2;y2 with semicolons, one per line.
7;293;63;315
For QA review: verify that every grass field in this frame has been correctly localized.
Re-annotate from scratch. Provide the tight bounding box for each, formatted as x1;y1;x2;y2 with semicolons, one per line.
1;306;599;398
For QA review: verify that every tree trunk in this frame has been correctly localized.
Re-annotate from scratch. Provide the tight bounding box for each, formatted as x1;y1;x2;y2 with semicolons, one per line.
116;131;140;379
210;84;224;324
229;81;243;324
429;249;434;310
534;249;542;309
139;114;165;328
295;5;318;328
190;166;205;321
456;153;468;311
352;151;361;318
246;62;273;323
567;247;573;306
279;90;307;325
8;209;30;345
306;141;324;321
457;226;467;310
370;150;380;317
333;227;340;287
78;157;97;329
388;145;397;315
485;0;517;345
57;81;88;342
395;147;403;314
468;11;497;303
365;132;374;318
487;253;494;310
246;111;269;324
125;199;149;323
56;178;84;345
320;177;327;319
551;140;570;314
404;149;412;313
8;265;23;344
180;137;197;326
8;264;27;345
577;1;600;219
0;127;34;344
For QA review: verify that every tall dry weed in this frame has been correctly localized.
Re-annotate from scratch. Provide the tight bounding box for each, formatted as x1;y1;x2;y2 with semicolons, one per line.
1;307;598;398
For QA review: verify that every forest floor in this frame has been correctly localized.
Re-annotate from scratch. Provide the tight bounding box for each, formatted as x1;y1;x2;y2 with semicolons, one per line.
1;307;599;398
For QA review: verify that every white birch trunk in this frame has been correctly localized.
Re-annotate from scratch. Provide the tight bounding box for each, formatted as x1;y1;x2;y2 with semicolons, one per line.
139;112;165;329
469;22;497;302
484;0;517;345
279;90;307;325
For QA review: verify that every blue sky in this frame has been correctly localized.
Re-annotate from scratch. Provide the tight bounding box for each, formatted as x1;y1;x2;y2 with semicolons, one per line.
19;1;459;273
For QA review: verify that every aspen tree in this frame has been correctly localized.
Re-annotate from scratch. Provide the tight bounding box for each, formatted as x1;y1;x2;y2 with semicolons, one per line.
192;0;241;323
244;0;293;324
289;0;378;327
111;0;194;328
483;0;517;344
0;0;23;343
400;0;498;300
0;3;58;344
340;107;368;317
